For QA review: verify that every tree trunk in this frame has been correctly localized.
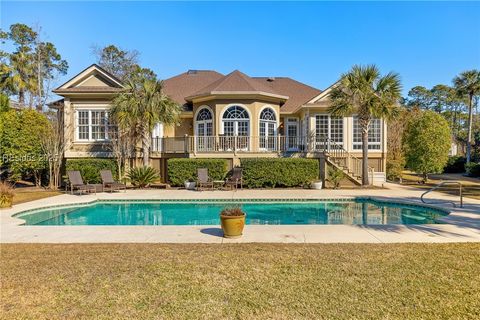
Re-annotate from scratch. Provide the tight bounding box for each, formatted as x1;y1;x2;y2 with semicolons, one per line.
141;128;150;167
18;90;25;105
466;93;473;164
361;125;370;186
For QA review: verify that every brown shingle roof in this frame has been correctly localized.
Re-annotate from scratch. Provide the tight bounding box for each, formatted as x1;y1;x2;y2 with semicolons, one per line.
253;77;322;113
163;70;224;107
164;69;322;113
189;70;286;99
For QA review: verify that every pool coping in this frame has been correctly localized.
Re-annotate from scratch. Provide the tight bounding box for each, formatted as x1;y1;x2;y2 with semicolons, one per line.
1;187;479;243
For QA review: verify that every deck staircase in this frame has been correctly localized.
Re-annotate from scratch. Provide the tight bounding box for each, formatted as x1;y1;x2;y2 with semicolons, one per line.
318;136;373;186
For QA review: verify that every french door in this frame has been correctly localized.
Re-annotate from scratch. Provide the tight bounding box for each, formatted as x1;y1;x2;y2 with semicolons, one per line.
222;120;249;151
196;121;213;151
259;121;276;151
286;119;299;151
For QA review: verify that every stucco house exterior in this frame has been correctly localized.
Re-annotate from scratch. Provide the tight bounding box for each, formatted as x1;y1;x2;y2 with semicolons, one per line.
52;64;387;185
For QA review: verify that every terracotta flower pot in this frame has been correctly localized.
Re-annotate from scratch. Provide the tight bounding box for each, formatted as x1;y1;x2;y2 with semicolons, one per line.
220;214;246;238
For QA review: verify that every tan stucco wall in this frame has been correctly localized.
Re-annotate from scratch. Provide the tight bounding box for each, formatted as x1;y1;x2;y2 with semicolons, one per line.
77;75;110;87
192;98;281;137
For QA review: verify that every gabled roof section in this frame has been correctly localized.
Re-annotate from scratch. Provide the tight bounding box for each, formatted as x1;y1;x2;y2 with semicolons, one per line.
253;77;322;113
186;70;289;101
53;64;124;94
305;81;339;104
163;70;224;106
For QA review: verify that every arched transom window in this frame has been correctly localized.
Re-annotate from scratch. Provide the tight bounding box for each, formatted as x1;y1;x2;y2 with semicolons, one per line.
260;108;276;122
222;105;249;137
223;106;249;120
196;108;213;121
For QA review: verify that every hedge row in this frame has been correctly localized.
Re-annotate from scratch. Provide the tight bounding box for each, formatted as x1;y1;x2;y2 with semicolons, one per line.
241;158;319;188
66;159;117;184
167;158;228;186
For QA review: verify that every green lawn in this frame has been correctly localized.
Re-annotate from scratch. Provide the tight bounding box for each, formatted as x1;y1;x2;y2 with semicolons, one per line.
401;172;480;200
1;244;479;319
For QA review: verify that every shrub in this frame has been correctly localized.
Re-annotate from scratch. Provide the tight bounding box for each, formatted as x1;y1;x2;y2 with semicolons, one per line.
404;110;451;182
466;162;480;177
0;181;15;208
66;159;117;184
167;159;228;186
386;159;405;181
443;156;466;173
327;167;345;189
127;166;159;188
241;158;319;188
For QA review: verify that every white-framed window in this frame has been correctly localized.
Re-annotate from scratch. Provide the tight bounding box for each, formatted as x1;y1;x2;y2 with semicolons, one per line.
353;117;382;150
75;109;111;142
222;105;250;136
195;107;213;136
315;114;344;147
259;107;277;150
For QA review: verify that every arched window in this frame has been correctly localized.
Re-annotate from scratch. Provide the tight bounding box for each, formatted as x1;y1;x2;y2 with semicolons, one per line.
259;107;277;150
222;105;249;136
196;108;213;121
260;108;276;122
223;106;249;120
195;107;213;137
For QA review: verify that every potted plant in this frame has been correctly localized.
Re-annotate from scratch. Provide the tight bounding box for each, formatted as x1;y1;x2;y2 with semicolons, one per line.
311;179;323;190
220;206;246;238
184;178;196;190
0;181;15;208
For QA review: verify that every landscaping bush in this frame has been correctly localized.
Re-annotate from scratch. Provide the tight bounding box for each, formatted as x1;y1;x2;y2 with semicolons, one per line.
386;159;405;181
443;156;466;173
466;162;480;177
241;158;319;188
167;159;228;186
0;181;15;208
66;159;118;184
327;166;345;189
127;166;159;188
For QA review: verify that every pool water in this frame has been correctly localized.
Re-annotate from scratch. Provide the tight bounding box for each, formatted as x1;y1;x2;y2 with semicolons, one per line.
16;199;447;226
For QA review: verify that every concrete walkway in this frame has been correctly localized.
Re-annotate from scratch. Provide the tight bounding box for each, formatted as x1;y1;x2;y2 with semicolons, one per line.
1;183;479;244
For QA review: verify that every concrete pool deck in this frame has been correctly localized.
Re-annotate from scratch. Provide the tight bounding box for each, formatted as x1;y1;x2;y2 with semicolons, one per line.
1;183;479;244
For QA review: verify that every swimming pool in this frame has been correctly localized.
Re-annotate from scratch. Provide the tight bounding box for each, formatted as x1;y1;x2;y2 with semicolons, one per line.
15;198;448;226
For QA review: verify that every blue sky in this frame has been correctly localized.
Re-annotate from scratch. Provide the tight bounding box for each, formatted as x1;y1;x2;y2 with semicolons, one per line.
2;1;479;97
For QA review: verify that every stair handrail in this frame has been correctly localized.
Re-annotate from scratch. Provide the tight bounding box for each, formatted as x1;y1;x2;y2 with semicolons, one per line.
420;181;463;208
316;135;375;180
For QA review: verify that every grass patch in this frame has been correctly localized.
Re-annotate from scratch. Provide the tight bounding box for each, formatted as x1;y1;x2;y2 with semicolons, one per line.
401;172;480;200
1;243;479;319
12;189;62;205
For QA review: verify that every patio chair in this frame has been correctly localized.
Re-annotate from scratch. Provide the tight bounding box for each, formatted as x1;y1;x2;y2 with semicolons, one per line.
225;167;243;190
100;170;127;192
197;168;214;191
66;171;97;195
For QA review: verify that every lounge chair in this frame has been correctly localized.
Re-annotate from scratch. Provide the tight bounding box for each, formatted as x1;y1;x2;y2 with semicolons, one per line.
225;167;243;190
100;170;127;192
67;171;97;195
197;168;214;191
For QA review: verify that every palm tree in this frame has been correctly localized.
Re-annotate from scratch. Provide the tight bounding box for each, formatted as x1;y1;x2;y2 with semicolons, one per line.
453;70;480;165
110;77;181;166
329;65;402;186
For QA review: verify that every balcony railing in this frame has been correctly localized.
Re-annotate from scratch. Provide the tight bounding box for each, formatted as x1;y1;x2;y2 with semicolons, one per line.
151;135;375;182
151;135;347;154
